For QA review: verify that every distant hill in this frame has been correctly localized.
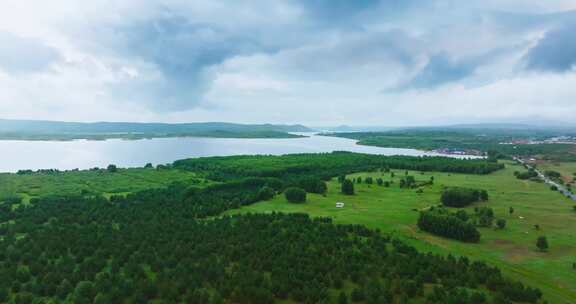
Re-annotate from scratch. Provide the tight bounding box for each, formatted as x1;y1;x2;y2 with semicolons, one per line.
0;119;313;140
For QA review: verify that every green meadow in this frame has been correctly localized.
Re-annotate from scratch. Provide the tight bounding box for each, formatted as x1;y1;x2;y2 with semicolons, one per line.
0;168;205;202
538;161;576;184
227;162;576;303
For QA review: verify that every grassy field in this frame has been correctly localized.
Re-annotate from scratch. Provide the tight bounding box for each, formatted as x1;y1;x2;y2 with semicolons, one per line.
538;161;576;184
0;168;206;202
227;162;576;303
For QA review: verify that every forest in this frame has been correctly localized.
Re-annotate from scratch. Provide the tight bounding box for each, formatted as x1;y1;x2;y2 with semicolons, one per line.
1;194;541;303
0;153;549;303
173;152;504;182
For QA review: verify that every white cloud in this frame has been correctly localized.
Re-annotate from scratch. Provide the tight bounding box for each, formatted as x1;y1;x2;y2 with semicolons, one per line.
0;0;575;125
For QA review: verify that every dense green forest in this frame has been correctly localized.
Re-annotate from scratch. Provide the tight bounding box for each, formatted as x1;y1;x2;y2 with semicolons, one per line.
1;194;541;303
0;153;548;303
325;130;576;161
173;152;504;182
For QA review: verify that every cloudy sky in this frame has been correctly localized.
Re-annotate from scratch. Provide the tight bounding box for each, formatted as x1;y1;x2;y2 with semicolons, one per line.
1;0;576;126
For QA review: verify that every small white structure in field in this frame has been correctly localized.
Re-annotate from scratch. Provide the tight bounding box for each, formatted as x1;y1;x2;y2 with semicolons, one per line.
519;216;525;219
336;202;345;208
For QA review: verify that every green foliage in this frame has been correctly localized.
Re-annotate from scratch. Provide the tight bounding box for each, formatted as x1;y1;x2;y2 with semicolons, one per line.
0;203;543;304
497;219;507;229
537;236;549;252
257;186;276;201
341;179;355;195
284;187;307;203
297;178;327;194
418;208;481;243
173;152;504;184
338;291;349;304
515;169;538;180
441;187;488;207
475;207;495;227
106;164;118;173
545;170;562;179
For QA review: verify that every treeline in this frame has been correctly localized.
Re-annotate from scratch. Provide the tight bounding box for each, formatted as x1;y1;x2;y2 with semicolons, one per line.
173;152;504;184
0;197;542;303
108;177;284;218
418;206;500;243
418;208;481;243
441;187;489;207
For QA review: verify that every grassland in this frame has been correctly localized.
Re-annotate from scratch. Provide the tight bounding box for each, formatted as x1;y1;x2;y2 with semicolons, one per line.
227;161;576;303
0;167;206;202
537;161;576;184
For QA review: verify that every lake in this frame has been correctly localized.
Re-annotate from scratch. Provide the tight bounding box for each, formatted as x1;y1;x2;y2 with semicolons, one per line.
0;134;479;172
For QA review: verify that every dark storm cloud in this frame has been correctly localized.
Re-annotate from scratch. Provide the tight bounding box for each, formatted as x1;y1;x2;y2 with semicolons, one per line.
0;32;60;74
524;22;576;72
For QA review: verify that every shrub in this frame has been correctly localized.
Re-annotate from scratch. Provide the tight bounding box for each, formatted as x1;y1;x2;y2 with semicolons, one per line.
284;187;306;203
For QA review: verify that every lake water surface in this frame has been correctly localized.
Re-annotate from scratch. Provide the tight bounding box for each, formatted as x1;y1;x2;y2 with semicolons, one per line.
0;134;479;172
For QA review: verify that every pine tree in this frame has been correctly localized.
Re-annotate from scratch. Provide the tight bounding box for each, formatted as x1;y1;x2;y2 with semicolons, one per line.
536;236;548;252
342;179;355;195
338;291;348;304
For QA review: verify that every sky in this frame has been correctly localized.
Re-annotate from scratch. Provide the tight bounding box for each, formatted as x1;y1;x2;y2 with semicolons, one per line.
1;0;576;126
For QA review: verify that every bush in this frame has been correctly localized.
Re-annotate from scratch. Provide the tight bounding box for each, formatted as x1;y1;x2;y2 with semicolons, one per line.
284;187;306;203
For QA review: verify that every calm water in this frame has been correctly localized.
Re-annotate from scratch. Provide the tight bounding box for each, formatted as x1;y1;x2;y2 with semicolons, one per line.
0;134;479;172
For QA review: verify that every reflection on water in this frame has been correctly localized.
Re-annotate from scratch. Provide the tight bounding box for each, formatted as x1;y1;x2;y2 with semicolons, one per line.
0;134;479;172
